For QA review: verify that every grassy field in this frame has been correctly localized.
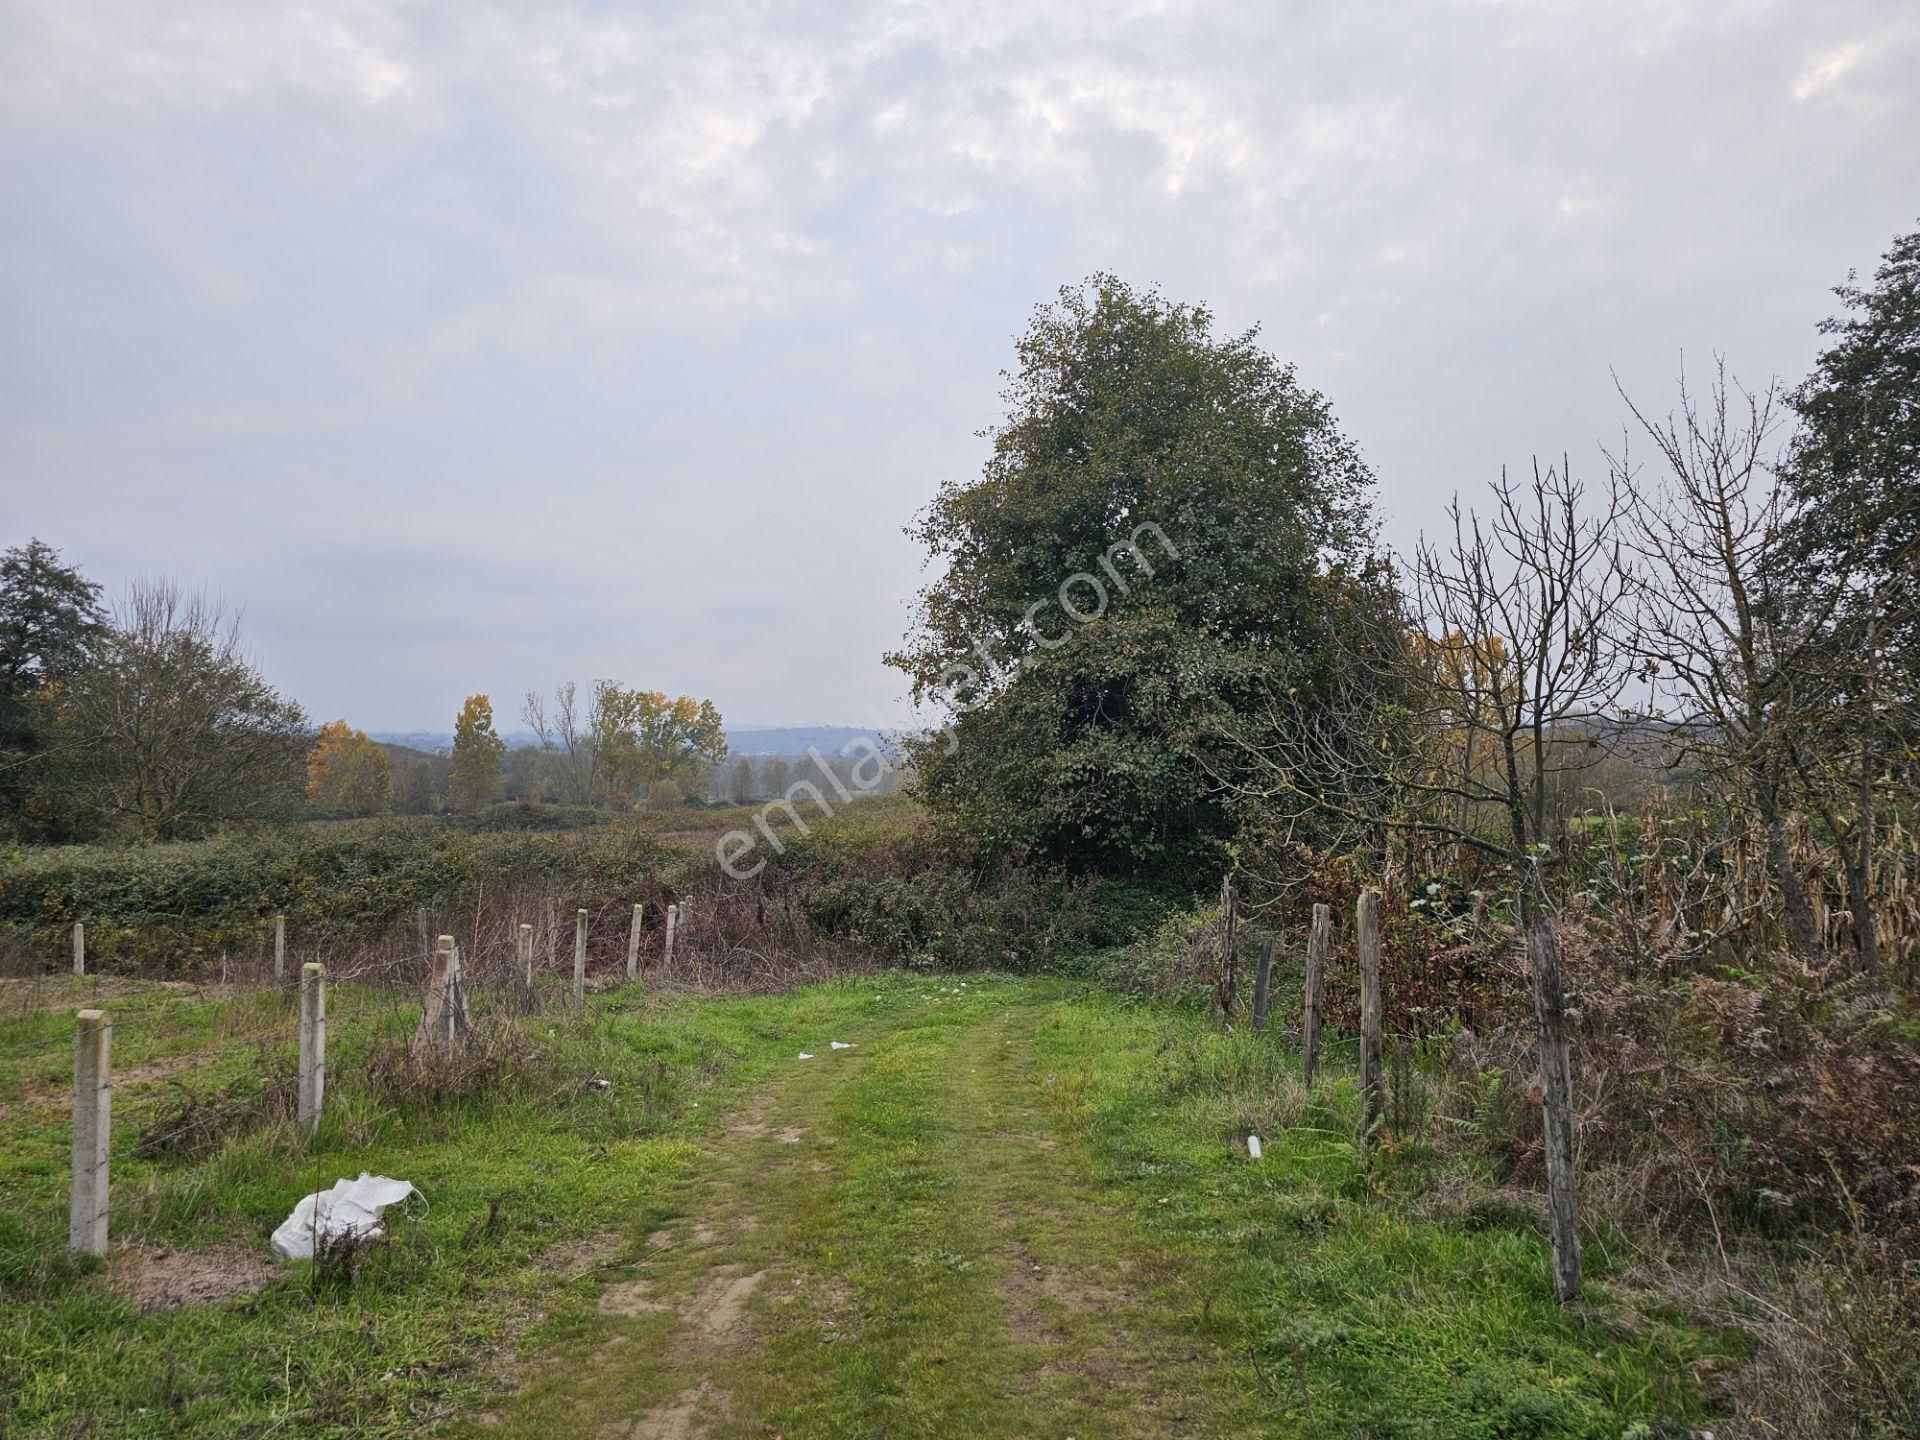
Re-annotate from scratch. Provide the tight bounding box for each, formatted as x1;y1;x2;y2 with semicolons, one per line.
0;972;1731;1438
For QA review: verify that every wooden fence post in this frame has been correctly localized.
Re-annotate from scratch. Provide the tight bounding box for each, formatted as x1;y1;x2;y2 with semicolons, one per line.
1357;888;1383;1141
1214;879;1239;1024
1302;902;1330;1084
69;1009;110;1255
573;908;588;1004
545;898;558;973
415;907;430;958
298;963;326;1138
1249;939;1274;1033
1526;898;1583;1301
518;922;534;1003
627;903;643;982
72;921;85;977
273;913;286;983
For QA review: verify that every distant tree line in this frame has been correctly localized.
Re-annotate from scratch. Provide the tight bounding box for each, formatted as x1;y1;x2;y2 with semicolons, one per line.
0;550;741;839
707;752;903;807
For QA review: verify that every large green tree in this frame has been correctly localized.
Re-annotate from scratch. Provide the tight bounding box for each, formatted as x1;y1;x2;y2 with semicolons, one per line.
1784;221;1920;627
0;540;106;837
890;275;1379;883
1775;222;1920;970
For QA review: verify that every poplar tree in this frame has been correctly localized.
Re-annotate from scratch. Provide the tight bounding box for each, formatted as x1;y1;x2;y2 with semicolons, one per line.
449;694;506;814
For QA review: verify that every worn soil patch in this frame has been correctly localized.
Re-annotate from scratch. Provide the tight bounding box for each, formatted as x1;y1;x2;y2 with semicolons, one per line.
675;1266;765;1356
998;1243;1063;1345
602;1381;722;1440
598;1278;670;1317
100;1241;277;1311
1;1046;221;1122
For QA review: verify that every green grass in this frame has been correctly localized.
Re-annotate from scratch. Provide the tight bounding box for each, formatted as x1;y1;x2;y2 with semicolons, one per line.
1028;992;1732;1437
0;974;1733;1438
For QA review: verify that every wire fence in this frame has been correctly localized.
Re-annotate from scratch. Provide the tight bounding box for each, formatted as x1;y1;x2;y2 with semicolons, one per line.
0;897;686;1277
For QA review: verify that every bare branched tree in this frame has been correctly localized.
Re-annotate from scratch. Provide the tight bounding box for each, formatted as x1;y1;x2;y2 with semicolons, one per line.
43;579;307;840
1611;361;1848;960
1214;459;1631;1301
522;680;598;805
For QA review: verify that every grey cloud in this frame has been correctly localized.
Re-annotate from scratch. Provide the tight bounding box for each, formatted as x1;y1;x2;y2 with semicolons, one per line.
3;0;1915;729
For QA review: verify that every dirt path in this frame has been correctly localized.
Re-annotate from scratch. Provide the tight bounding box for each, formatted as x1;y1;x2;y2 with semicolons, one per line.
466;990;1228;1439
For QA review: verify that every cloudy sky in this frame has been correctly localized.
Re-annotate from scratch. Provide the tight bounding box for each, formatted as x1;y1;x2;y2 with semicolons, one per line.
2;1;1915;731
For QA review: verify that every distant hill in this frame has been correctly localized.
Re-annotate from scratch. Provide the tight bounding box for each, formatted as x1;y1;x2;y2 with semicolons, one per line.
367;725;895;758
722;725;894;756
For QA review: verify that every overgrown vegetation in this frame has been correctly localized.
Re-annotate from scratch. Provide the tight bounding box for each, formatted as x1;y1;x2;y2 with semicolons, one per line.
4;225;1917;1433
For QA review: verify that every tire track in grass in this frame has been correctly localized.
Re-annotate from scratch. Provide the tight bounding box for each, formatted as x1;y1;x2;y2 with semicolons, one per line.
957;1003;1230;1438
459;980;1230;1439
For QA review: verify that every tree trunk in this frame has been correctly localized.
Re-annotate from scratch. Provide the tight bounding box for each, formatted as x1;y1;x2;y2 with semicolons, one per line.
1214;879;1238;1025
1757;777;1823;958
1847;743;1878;976
1522;877;1581;1303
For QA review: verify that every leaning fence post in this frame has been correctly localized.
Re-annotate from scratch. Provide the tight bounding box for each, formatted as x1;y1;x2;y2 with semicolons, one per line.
298;963;326;1138
1303;902;1330;1084
626;903;643;982
273;913;286;983
1250;939;1274;1033
69;1009;110;1256
1357;888;1384;1141
72;921;85;977
573;908;588;1004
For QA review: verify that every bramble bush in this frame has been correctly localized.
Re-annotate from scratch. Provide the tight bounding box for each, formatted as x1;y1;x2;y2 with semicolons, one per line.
0;818;673;974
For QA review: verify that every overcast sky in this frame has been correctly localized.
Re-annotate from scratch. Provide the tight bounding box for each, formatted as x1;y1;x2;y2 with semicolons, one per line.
2;1;1915;731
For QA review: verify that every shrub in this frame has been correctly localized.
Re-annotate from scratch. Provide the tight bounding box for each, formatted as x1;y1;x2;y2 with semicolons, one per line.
0;819;673;975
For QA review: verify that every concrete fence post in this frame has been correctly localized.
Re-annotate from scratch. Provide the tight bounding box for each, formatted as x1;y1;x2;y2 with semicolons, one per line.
69;1009;110;1256
518;922;534;1001
449;938;471;1039
627;903;643;982
1249;939;1274;1033
298;963;326;1138
1302;902;1331;1085
664;903;679;969
273;913;286;983
1357;888;1384;1142
416;935;462;1050
573;908;588;1004
72;921;85;977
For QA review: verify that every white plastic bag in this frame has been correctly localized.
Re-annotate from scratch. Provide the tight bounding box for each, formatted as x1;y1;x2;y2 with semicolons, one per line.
271;1173;418;1261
